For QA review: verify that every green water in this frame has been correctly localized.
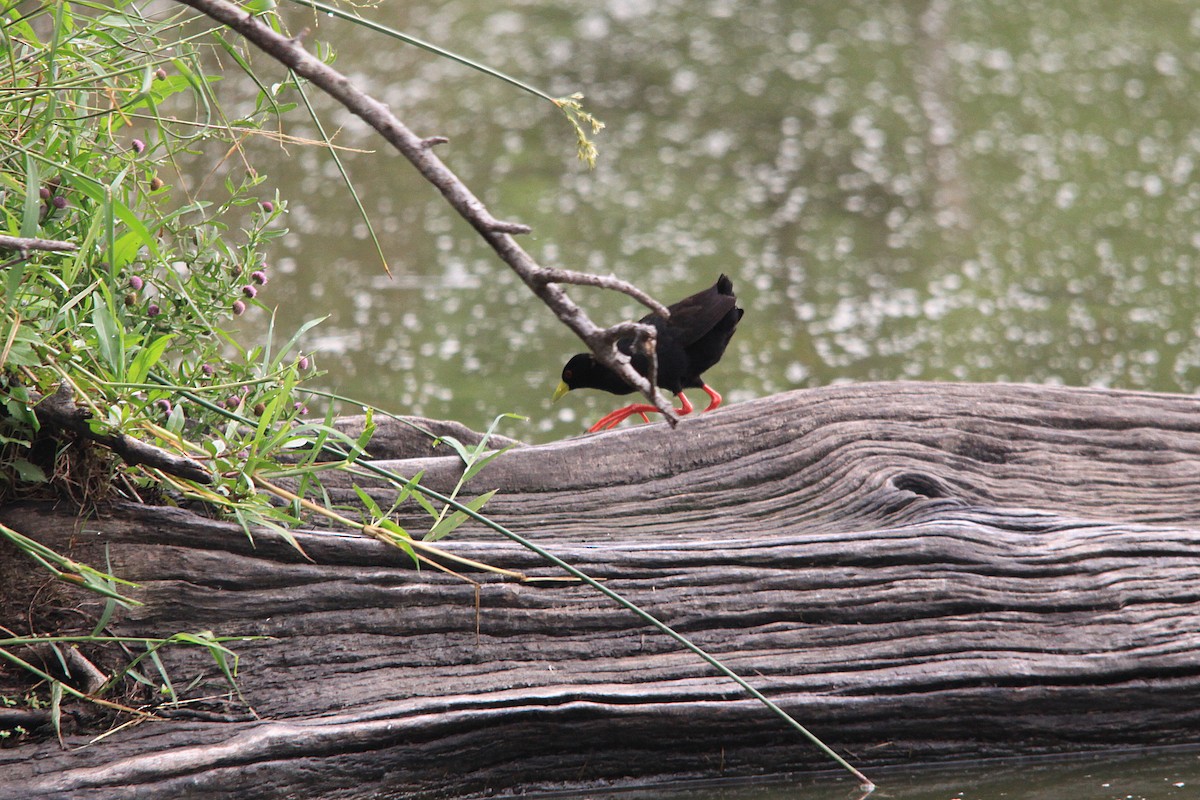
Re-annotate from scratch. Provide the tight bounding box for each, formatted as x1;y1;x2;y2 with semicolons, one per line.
198;0;1200;442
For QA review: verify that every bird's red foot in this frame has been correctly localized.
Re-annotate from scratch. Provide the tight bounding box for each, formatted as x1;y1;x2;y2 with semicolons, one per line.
701;384;722;412
588;392;694;433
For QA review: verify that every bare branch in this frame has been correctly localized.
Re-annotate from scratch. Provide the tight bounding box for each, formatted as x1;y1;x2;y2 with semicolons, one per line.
174;0;677;425
0;234;77;254
594;321;660;393
533;268;670;318
488;220;533;235
32;383;214;485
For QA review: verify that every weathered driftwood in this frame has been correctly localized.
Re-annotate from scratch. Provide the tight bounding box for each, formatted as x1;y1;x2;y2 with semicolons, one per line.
4;381;1200;799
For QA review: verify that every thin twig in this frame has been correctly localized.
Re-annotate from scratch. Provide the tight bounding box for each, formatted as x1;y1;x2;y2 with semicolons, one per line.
173;0;678;425
533;268;670;318
0;234;77;254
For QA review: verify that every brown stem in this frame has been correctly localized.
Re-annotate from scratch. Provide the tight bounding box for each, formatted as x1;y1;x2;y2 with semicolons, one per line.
31;383;213;484
0;234;77;254
533;268;670;318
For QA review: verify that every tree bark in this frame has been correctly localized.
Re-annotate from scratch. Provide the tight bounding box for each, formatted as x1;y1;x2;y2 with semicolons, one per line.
4;381;1200;799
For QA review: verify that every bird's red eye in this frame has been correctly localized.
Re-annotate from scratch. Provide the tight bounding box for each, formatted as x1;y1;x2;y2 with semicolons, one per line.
564;370;573;380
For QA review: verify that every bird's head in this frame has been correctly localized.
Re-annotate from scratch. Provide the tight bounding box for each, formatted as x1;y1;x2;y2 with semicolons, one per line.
553;353;597;401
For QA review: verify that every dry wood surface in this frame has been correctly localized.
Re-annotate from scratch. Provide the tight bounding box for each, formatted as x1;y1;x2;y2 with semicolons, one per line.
3;381;1200;798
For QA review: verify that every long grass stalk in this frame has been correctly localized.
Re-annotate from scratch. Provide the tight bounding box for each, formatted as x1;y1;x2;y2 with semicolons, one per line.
281;0;603;165
247;389;871;784
339;452;875;791
285;0;553;102
290;75;390;275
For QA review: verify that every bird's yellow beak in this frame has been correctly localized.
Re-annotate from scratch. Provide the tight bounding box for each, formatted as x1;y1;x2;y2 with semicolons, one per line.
552;381;570;403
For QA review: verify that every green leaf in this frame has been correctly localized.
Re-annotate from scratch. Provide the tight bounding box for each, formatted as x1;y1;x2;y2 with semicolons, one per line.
91;294;123;376
395;469;424;506
460;445;514;485
347;407;375;464
165;403;185;434
425;489;496;542
249;512;311;561
268;315;326;373
352;484;383;519
110;231;144;271
1;268;24;336
377;518;409;539
50;680;63;747
410;477;437;518
71;179;161;264
20;155;40;238
170;632;242;688
11;458;47;483
3;386;38;429
432;434;470;462
91;598;118;638
146;645;177;703
127;334;174;386
377;519;418;566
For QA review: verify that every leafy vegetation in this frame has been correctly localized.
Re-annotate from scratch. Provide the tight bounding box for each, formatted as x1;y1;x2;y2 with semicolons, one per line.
0;0;512;742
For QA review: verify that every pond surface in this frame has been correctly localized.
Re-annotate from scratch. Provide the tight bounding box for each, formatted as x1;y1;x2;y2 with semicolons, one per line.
194;0;1200;443
561;747;1200;799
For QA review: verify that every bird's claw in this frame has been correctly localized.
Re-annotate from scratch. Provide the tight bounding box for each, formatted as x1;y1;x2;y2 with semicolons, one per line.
586;392;695;433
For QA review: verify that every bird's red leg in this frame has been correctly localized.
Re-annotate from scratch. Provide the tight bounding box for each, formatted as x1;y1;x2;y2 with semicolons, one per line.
588;403;661;432
640;391;693;423
588;393;694;433
700;384;722;412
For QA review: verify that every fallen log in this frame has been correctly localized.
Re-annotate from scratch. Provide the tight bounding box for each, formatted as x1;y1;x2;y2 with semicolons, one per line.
3;381;1200;798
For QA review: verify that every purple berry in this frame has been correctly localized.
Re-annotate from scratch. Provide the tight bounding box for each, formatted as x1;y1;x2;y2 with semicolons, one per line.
39;187;50;200
241;285;257;299
155;399;172;414
261;201;274;213
52;195;67;209
201;363;215;377
155;67;167;80
129;276;144;291
298;356;310;371
131;138;146;154
147;303;161;317
250;270;268;285
232;300;246;316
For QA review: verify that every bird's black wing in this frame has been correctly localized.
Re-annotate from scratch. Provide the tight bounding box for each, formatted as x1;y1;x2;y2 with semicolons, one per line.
640;274;738;348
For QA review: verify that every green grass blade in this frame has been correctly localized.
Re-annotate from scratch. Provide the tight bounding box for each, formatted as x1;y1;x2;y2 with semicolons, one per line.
338;453;873;789
285;0;554;102
291;76;389;273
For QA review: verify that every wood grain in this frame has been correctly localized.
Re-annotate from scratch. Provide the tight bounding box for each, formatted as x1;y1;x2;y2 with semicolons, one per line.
3;382;1200;798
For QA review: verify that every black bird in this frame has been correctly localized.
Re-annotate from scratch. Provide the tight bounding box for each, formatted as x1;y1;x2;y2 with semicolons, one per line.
553;274;744;432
